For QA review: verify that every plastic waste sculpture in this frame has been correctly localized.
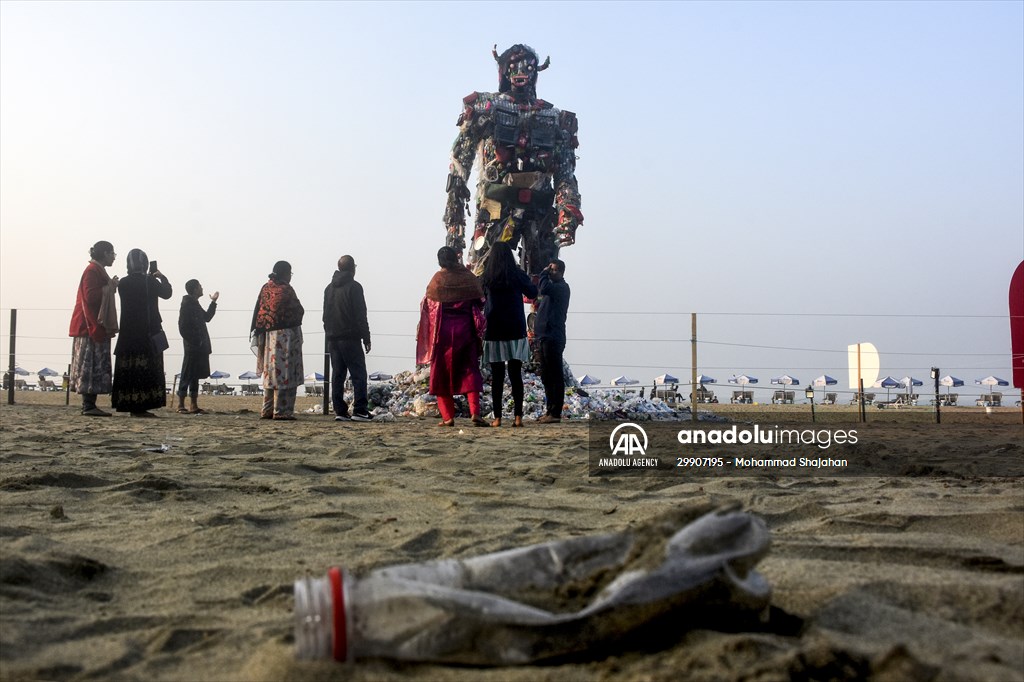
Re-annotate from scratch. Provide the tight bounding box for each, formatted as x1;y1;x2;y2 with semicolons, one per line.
444;44;583;276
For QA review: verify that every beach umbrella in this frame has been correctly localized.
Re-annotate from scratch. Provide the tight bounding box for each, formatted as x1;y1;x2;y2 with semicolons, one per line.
36;367;59;377
874;376;901;401
238;370;259;382
369;371;393;381
577;374;601;386
210;370;231;379
770;374;800;386
975;375;1009;398
939;375;963;396
728;375;758;401
11;367;29;376
611;375;639;386
899;376;923;395
694;374;716;385
654;373;679;385
304;371;325;382
811;374;838;401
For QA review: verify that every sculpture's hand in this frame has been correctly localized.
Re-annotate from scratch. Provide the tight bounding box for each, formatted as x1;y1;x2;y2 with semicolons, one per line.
445;226;466;253
554;206;583;246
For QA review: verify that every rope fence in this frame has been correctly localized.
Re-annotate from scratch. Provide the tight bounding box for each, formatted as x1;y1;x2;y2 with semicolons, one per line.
2;306;1020;409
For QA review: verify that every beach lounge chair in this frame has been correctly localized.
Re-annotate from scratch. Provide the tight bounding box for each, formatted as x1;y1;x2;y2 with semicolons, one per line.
821;393;837;405
976;392;1002;407
201;382;213;395
694;387;715;403
730;390;753;404
771;390;785;404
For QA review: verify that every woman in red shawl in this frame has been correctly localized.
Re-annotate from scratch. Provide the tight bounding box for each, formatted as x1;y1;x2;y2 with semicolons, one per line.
251;261;304;420
68;240;118;416
416;247;489;427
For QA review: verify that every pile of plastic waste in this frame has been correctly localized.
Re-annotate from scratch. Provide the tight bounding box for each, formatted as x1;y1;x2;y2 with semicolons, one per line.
316;364;723;422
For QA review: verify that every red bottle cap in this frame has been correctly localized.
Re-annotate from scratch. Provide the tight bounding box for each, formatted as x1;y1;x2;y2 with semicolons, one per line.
328;567;347;662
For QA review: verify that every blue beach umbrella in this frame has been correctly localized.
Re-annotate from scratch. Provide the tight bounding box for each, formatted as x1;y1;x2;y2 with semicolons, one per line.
975;375;1009;399
874;376;901;401
36;367;59;377
210;370;231;379
305;371;325;382
654;373;679;385
577;374;601;386
771;374;800;386
939;375;963;396
238;370;259;381
811;374;838;401
611;375;639;386
900;376;923;396
695;374;717;385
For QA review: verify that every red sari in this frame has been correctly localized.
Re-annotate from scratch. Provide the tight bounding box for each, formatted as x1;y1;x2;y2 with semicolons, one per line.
416;267;486;411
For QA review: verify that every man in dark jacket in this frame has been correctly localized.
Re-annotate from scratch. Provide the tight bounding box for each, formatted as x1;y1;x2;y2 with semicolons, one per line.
323;255;372;421
534;258;569;423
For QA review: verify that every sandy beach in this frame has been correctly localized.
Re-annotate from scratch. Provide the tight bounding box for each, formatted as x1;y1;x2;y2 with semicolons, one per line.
1;391;1022;681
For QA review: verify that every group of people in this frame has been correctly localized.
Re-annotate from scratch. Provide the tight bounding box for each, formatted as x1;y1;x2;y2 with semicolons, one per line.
415;244;569;427
69;241;218;417
69;240;570;425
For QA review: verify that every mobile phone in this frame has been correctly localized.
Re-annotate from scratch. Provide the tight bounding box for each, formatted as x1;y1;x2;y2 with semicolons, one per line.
149;260;158;274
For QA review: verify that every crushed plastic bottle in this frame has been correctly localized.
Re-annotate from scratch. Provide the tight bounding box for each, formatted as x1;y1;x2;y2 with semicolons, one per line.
294;506;771;665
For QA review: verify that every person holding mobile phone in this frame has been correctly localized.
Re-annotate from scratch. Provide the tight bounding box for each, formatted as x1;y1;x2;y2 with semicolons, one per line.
534;258;569;423
176;279;219;414
112;249;173;417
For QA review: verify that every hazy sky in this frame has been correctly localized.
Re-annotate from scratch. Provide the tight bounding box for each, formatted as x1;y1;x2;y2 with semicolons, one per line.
2;1;1022;399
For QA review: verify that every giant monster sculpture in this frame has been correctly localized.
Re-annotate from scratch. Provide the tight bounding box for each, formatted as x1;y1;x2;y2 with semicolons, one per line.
444;44;583;276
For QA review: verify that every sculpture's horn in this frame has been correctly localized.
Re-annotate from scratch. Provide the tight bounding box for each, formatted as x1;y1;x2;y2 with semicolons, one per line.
492;44;500;62
537;56;550;71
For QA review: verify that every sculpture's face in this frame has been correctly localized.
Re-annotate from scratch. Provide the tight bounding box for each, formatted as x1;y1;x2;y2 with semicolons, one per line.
507;53;538;91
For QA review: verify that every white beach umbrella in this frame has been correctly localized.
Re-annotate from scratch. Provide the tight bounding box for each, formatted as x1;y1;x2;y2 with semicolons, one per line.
577;374;601;386
611;375;639;386
770;374;800;386
654;373;679;385
975;375;1008;398
694;374;717;385
939;375;963;396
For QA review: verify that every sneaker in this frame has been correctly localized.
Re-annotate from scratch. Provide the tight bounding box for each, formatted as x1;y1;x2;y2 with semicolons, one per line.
334;414;351;422
351;411;372;422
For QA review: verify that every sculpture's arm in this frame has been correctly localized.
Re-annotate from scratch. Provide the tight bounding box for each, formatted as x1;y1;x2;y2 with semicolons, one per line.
444;93;487;252
552;109;582;246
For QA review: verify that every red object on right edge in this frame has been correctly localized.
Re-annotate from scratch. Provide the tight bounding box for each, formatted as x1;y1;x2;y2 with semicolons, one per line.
1009;260;1024;390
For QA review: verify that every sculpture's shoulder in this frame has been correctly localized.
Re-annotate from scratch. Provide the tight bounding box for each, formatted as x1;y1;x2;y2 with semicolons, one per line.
456;91;500;127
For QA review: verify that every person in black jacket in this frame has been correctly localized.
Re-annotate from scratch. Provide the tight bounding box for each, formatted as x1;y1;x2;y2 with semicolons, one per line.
111;248;173;417
176;279;218;414
323;255;372;421
534;258;569;423
481;242;537;427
